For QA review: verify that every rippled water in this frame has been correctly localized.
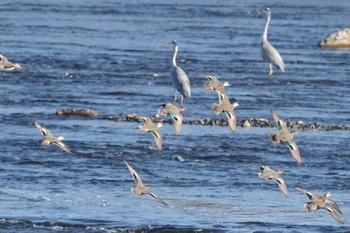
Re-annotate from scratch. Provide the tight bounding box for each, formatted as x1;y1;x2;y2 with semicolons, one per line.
0;0;349;232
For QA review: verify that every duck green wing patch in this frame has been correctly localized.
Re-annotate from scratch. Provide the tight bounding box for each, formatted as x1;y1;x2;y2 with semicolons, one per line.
170;113;178;121
277;120;284;130
132;174;139;184
285;141;295;150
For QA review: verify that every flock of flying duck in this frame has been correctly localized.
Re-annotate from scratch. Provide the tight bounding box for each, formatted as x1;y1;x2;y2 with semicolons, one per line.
1;7;343;225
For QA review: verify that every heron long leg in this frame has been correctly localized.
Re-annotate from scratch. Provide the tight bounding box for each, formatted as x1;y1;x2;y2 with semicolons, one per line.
173;90;177;103
180;95;184;107
269;63;273;76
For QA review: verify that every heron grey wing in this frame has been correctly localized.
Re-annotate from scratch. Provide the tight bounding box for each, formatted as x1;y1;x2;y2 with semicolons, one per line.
271;111;287;130
296;188;319;200
124;160;144;186
225;109;237;132
147;192;168;206
54;141;72;154
34;122;54;138
324;206;344;224
275;176;288;198
327;199;342;215
170;113;183;135
261;42;285;72
285;140;301;164
174;66;191;97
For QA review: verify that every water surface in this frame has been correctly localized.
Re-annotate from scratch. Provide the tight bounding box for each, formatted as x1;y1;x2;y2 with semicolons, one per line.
0;0;349;232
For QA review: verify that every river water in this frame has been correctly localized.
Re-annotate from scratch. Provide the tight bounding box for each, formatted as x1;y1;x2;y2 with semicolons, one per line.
0;0;349;232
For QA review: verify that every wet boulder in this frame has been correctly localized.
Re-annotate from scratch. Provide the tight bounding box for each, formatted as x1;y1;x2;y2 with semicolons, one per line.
318;28;350;48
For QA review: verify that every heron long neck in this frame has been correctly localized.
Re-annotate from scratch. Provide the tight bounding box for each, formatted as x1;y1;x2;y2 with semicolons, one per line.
171;45;178;67
262;13;271;42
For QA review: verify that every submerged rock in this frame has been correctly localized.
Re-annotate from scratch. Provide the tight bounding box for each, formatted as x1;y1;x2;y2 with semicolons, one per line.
318;28;350;48
173;155;185;162
56;109;99;116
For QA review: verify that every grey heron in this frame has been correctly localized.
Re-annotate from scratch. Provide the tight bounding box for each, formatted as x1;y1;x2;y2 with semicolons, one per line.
170;40;191;106
260;8;286;76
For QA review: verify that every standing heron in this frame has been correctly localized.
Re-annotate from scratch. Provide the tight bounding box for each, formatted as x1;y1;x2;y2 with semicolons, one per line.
170;40;191;106
260;7;286;76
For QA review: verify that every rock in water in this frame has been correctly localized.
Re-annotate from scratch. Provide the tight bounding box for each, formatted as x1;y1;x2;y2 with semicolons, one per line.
318;28;350;48
56;109;99;116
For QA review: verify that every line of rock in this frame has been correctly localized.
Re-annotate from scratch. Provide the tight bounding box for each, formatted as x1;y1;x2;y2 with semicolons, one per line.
107;114;350;131
55;109;349;131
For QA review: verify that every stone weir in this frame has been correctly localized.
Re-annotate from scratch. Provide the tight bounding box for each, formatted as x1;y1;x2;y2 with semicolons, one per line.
56;109;350;131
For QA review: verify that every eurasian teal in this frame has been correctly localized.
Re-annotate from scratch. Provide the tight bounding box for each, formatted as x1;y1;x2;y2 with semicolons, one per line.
0;54;22;71
258;166;288;198
124;160;167;205
158;103;184;135
296;188;343;224
212;93;239;132
34;122;72;154
132;114;163;151
270;111;301;164
202;74;230;100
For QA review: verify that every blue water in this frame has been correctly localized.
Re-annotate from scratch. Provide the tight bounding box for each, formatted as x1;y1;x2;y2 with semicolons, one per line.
0;0;349;232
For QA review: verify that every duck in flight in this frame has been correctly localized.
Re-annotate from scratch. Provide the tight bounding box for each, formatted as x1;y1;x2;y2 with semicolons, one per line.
34;122;72;154
124;160;167;206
